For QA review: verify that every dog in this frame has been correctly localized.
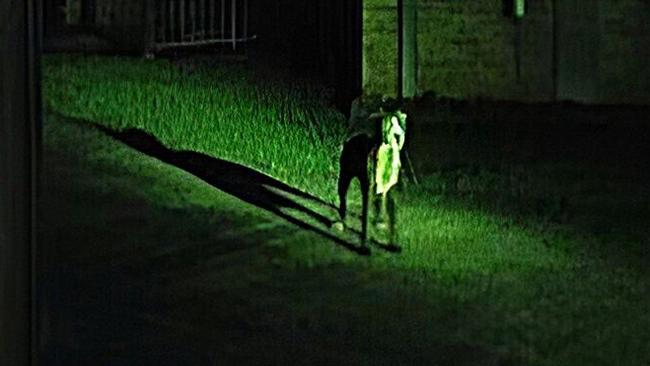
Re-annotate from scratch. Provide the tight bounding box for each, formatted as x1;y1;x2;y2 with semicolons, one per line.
334;96;406;247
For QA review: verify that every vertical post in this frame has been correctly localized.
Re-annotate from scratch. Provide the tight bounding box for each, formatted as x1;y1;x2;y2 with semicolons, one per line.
221;0;225;38
243;0;248;40
145;0;155;55
352;0;363;101
170;0;176;42
0;0;41;365
231;0;236;49
190;0;195;42
397;0;404;101
552;0;558;101
210;0;215;37
188;0;196;42
200;0;205;40
180;0;185;41
403;0;417;98
107;1;113;31
161;0;167;43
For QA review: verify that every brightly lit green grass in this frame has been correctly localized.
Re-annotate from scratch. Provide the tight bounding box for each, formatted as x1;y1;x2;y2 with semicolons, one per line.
43;54;649;365
44;54;346;203
42;54;573;274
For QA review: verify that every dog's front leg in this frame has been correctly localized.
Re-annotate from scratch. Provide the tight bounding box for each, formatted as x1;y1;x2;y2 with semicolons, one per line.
373;191;388;229
360;176;370;246
387;192;397;245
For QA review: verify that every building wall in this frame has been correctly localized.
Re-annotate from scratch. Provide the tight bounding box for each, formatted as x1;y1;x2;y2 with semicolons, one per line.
597;0;650;104
416;0;541;101
363;0;398;96
363;0;650;104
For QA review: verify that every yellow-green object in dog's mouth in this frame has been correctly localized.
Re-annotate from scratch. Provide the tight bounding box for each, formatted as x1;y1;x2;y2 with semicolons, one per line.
375;112;406;195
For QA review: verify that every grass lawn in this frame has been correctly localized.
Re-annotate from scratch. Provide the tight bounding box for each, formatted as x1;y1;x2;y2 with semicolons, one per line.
40;54;649;365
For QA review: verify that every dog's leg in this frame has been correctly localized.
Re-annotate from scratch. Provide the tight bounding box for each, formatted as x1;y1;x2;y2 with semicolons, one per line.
360;174;370;246
372;193;382;225
374;191;389;230
369;147;383;227
387;192;397;244
336;171;353;229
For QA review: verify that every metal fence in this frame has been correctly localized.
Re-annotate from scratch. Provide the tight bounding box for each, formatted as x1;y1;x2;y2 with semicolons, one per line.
146;0;254;52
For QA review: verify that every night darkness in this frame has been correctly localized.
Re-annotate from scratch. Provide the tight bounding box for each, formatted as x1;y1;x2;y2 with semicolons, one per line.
2;1;650;365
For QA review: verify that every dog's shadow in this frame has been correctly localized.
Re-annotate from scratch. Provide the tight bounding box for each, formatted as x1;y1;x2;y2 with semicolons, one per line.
91;123;399;255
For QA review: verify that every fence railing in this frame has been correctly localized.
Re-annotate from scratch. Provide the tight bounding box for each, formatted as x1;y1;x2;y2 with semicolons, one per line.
145;0;255;53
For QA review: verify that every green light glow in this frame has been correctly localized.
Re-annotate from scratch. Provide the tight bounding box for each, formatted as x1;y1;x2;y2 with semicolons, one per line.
375;111;406;195
515;0;525;18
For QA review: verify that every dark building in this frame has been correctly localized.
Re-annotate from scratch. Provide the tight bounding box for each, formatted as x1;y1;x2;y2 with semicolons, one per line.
365;0;650;105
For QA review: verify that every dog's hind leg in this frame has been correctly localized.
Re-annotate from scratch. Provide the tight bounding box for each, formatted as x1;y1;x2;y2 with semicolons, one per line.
360;174;370;246
337;171;353;226
374;192;389;229
387;193;397;244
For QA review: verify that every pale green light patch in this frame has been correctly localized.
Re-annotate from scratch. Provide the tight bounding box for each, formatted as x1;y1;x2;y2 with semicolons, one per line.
515;0;525;18
375;111;407;195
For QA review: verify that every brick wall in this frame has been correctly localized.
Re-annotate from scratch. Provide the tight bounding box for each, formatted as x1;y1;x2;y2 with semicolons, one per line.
363;0;650;104
417;0;517;100
363;0;398;96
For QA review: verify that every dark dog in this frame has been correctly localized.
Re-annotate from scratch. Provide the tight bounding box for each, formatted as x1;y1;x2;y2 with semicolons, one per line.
336;133;376;246
335;100;405;247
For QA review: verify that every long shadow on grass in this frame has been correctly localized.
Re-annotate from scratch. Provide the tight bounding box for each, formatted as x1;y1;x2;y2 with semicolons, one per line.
90;123;379;255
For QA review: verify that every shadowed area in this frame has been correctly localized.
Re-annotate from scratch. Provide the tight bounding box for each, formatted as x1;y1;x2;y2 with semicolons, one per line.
90;122;385;255
407;100;650;272
39;109;649;366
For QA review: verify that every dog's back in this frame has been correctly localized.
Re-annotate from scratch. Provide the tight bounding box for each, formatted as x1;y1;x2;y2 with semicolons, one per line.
340;134;375;180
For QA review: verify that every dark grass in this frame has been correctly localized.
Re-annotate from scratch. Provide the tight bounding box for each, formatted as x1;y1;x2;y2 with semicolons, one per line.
408;100;650;273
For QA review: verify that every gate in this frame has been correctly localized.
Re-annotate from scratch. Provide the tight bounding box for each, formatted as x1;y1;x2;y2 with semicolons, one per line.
145;0;254;53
